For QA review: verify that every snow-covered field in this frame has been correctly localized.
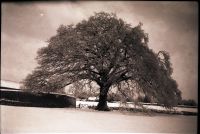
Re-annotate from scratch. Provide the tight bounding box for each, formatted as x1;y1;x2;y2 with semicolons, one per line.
76;101;198;113
1;105;197;133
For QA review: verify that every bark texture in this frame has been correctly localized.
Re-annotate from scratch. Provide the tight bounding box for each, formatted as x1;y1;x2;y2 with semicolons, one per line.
96;86;110;111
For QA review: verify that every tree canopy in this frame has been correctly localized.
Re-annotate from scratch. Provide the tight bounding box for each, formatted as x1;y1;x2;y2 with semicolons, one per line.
21;12;182;110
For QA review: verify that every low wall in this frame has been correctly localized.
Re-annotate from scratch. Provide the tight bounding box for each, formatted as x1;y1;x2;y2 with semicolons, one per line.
0;87;76;108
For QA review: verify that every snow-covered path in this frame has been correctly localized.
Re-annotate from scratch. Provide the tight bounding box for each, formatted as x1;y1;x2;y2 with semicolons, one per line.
1;105;197;133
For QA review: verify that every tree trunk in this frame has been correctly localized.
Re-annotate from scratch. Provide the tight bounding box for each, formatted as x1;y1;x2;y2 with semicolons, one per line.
96;86;110;111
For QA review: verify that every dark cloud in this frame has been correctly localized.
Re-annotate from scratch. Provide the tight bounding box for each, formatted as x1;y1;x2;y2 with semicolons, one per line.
1;1;198;101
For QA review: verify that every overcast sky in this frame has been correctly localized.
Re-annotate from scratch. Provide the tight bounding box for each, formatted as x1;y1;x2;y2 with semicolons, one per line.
1;1;198;101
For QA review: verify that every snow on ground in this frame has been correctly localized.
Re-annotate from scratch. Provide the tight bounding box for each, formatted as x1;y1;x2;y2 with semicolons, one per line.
1;105;197;133
76;101;198;113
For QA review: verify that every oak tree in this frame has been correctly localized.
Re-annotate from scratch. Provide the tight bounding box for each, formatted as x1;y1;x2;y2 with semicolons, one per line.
21;12;181;110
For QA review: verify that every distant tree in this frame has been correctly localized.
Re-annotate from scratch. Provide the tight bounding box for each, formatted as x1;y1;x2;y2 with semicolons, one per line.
107;92;122;102
179;99;197;106
21;12;181;111
69;80;98;99
137;95;152;103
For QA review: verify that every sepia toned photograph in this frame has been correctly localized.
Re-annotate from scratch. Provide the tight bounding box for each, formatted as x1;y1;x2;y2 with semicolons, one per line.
1;1;198;134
